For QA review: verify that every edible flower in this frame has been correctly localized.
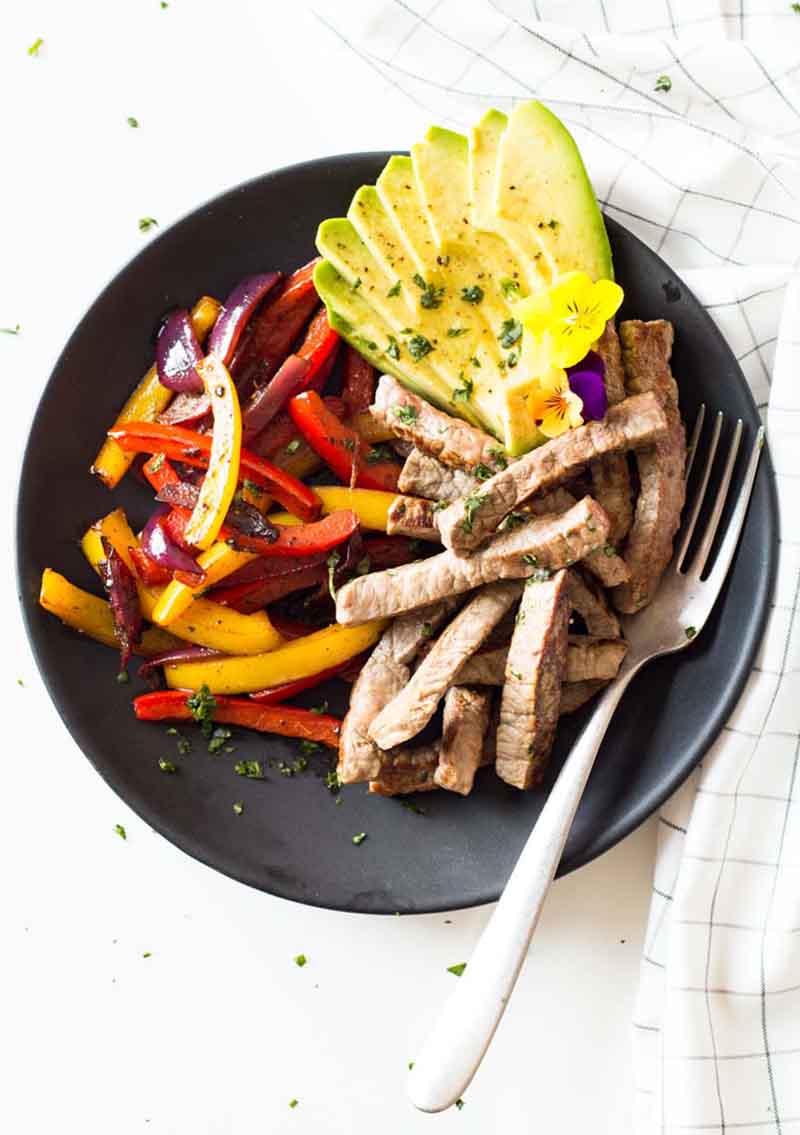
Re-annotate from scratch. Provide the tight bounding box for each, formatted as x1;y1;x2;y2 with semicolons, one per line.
530;366;585;438
516;272;624;368
566;350;607;422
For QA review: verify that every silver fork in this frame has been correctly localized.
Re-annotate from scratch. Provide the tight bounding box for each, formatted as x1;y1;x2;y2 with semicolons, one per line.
408;409;765;1113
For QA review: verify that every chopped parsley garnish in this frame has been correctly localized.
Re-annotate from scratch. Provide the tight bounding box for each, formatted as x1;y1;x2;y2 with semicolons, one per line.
547;218;559;230
470;356;481;368
116;670;130;684
793;2;800;11
356;556;371;575
351;277;362;291
420;621;434;638
187;684;216;737
143;952;152;959
233;801;244;815
394;404;419;425
352;832;367;846
285;439;300;455
603;544;617;557
500;277;521;298
28;38;44;57
386;335;401;360
158;758;177;774
300;740;321;755
401;799;426;815
407;334;434;362
506;350;519;368
234;759;264;779
326;550;340;600
499;318;523;349
456;1099;465;1110
473;463;493;482
408;1061;415;1070
461;493;486;534
433;500;448;513
289;1100;299;1109
1;325;21;335
521;553;538;566
446;326;467;338
413;273;444;309
685;626;697;640
452;375;473;403
528;567;553;583
365;444;394;463
447;963;467;977
149;452;165;472
488;446;508;470
114;823;127;840
655;74;672;92
160;1;169;7
138;217;159;233
310;700;329;716
387;280;402;298
324;768;341;794
461;285;484;304
207;726;232;755
127;116;139;128
293;954;307;967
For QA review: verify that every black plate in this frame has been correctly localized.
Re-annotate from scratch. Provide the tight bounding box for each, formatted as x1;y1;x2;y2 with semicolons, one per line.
17;153;778;914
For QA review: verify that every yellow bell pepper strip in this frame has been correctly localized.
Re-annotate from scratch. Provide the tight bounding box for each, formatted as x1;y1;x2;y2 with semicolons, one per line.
91;295;220;490
39;569;181;657
164;619;387;695
182;355;242;550
150;543;257;626
268;486;400;532
81;512;283;656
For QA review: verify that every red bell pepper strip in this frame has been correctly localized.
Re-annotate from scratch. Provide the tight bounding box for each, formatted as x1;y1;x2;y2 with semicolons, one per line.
142;453;182;493
288;391;400;492
128;546;174;587
210;565;327;612
133;690;341;749
341;347;376;415
249;397;346;461
164;504;359;560
249;657;357;703
296;308;340;391
108;421;320;522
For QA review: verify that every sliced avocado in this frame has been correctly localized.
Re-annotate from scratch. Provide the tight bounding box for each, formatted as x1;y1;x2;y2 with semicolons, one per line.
376;156;440;281
317;216;412;320
347;187;416;315
495;101;613;282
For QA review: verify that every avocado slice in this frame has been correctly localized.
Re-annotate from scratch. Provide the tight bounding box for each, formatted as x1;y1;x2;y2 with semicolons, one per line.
495;101;613;282
347;187;416;316
376;156;440;282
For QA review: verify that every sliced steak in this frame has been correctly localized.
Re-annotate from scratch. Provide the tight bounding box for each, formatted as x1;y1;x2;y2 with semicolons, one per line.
336;497;609;625
567;569;621;637
559;680;607;715
371;375;507;472
368;745;440;796
369;581;523;750
437;392;667;553
587;324;634;545
612;320;686;613
452;637;626;685
337;601;455;784
386;496;441;543
434;686;493;796
527;488;629;587
496;571;571;790
595;320;627;404
398;448;477;502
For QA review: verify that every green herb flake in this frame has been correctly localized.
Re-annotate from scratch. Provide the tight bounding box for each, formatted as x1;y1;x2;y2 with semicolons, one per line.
207;726;232;755
138;217;159;233
28;38;44;57
499;318;523;349
447;962;467;977
461;285;484;305
655;74;672;93
685;625;697;640
289;1099;299;1109
521;553;538;566
500;277;521;298
158;758;178;774
386;335;401;361
456;1098;465;1110
420;621;434;639
300;740;321;756
293;954;307;967
149;452;165;473
177;735;191;756
116;670;130;684
114;824;127;840
433;499;448;513
401;799;426;815
16;678;24;687
160;1;169;7
394;404;419;425
352;832;367;846
446;326;467;338
506;350;519;368
461;493;486;534
366;444;393;465
233;801;244;816
407;334;434;362
408;1061;415;1070
324;768;341;794
528;567;553;583
1;324;21;335
143;952;152;959
326;550;340;601
387;280;402;298
452;375;474;403
234;759;264;779
356;555;371;575
420;284;444;309
793;2;800;11
127;116;139;128
310;701;329;716
488;446;508;470
603;544;617;557
351;277;362;291
187;684;216;737
472;463;493;482
547;219;559;230
470;356;481;368
285;439;301;455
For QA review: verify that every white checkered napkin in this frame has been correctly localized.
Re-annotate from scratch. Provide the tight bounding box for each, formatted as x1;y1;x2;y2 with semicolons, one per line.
311;2;800;1129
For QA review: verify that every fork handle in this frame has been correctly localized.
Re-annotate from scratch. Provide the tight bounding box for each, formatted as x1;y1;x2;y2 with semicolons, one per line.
408;665;638;1113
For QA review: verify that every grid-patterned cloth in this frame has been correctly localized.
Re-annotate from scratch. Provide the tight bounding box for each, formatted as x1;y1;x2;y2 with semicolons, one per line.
311;1;800;1128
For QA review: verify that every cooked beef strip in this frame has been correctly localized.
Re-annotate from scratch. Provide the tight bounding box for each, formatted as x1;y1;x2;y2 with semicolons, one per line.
337;601;455;784
398;448;477;502
386;496;440;542
559;679;608;715
566;569;621;637
437;392;667;553
612;320;687;613
595;320;627;404
527;488;629;587
496;571;571;790
371;375;507;472
434;686;493;796
452;636;626;685
336;497;609;625
368;744;441;796
587;324;634;545
369;581;523;750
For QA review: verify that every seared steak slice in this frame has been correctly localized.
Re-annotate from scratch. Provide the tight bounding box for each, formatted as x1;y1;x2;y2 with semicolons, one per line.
336;497;609;625
587;323;634;545
438;392;668;553
527;488;629;587
337;601;455;783
453;647;508;686
435;686;493;795
369;582;523;750
371;375;507;472
559;680;607;715
567;569;621;637
496;571;571;790
612;320;686;613
368;744;440;796
398;448;477;502
386;496;440;542
453;637;626;685
595;320;627;404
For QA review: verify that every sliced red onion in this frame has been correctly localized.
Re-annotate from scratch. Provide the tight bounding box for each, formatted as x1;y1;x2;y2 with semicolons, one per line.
156;309;204;393
159;391;210;425
567;368;607;422
155;483;279;542
141;504;203;577
100;541;142;669
207;272;282;366
242;354;311;444
138;644;220;681
222;551;329;587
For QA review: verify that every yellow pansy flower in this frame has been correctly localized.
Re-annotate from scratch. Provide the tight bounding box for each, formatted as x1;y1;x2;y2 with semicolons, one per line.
516;271;624;368
530;366;584;439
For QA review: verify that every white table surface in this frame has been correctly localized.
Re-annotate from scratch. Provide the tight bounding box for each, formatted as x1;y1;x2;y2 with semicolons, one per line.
2;3;657;1131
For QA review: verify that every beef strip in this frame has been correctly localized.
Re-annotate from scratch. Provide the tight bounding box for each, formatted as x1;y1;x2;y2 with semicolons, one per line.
566;569;621;637
368;744;441;796
612;320;687;613
398;449;477;502
452;636;626;685
595;320;627;404
559;680;607;715
386;496;441;542
437;392;668;553
337;601;456;783
369;581;523;750
588;324;635;545
371;375;507;472
434;686;493;796
336;497;609;625
496;571;571;789
527;488;629;587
